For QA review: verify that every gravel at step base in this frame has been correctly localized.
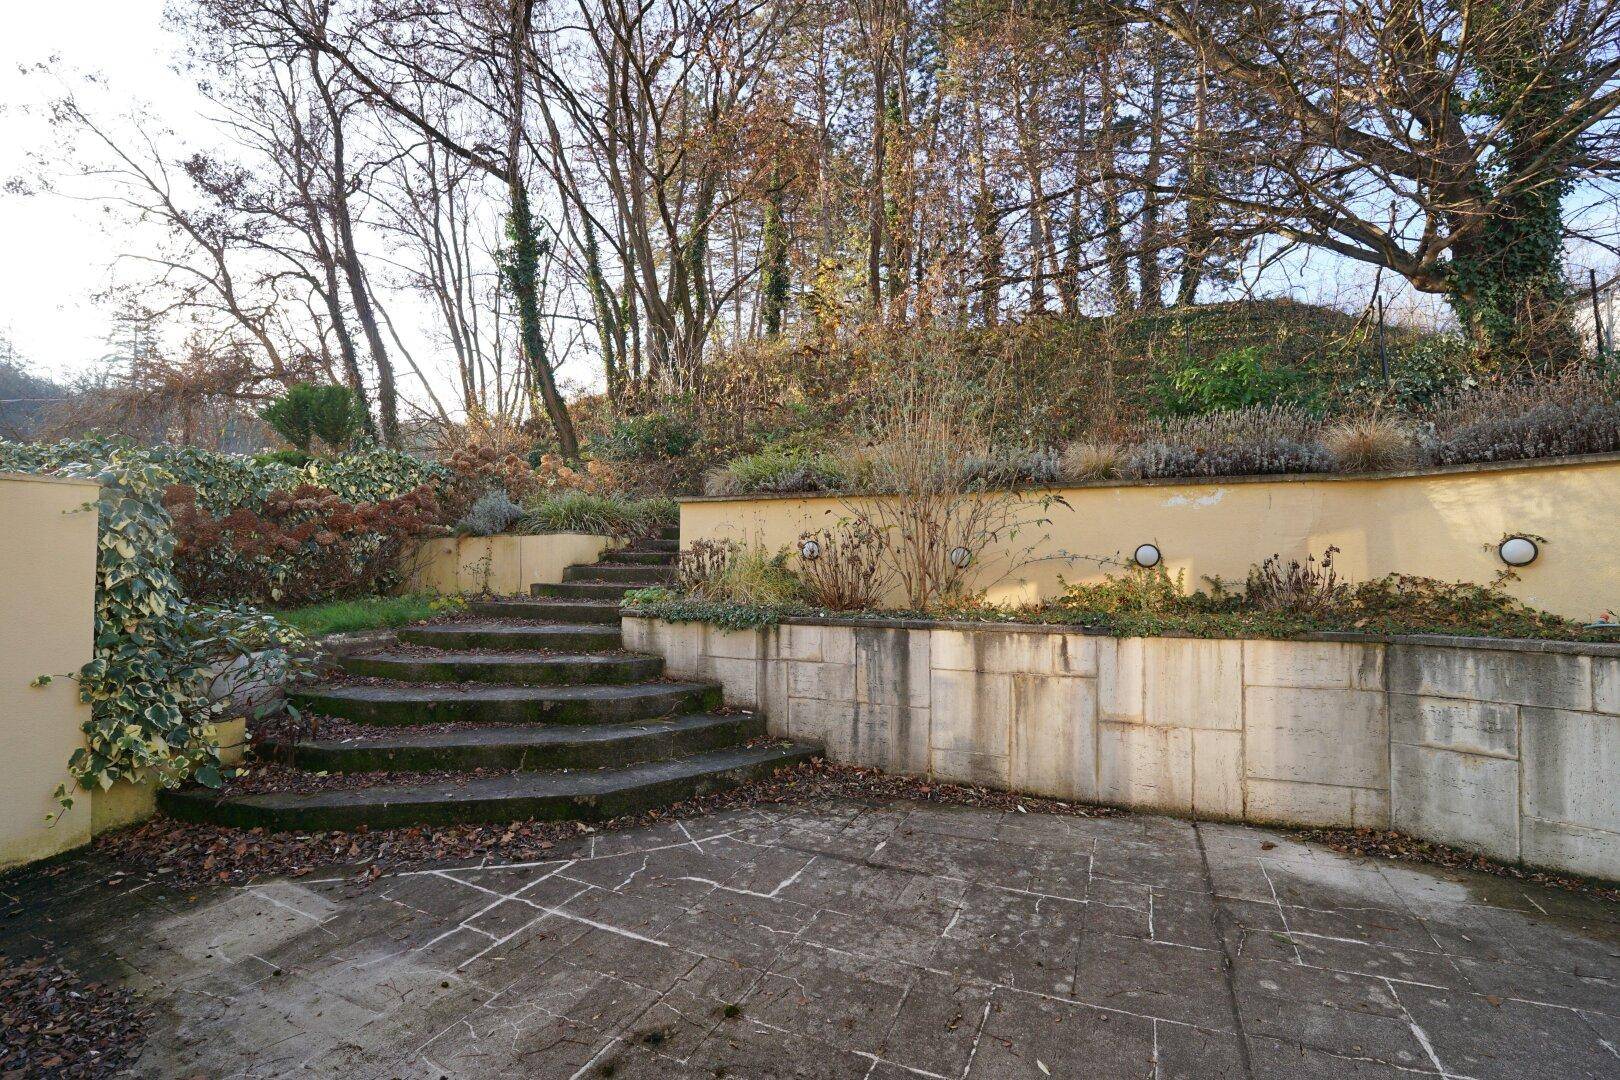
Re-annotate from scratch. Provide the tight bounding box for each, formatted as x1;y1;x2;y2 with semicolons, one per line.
92;760;1116;888
0;950;149;1079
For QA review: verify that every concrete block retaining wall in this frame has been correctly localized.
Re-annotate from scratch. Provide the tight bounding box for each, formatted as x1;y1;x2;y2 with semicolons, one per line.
624;616;1620;881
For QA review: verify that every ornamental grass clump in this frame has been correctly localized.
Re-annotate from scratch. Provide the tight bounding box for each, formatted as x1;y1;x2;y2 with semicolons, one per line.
1058;441;1125;482
518;491;676;537
704;445;847;496
676;538;806;605
1321;415;1418;472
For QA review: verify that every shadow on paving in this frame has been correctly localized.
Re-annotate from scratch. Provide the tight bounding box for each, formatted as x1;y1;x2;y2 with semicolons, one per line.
1;799;1616;1079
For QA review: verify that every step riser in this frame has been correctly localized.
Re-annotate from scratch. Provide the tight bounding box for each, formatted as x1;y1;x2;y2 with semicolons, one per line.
397;627;623;652
467;601;621;624
289;685;721;727
563;565;674;584
338;655;663;686
531;582;637;601
159;747;813;831
263;716;766;773
604;551;678;565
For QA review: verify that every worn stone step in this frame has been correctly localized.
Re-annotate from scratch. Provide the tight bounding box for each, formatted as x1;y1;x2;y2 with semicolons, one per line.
290;680;721;726
605;550;678;566
530;580;638;601
467;599;622;624
563;563;674;584
656;526;680;542
159;741;818;831
339;649;661;686
397;621;623;652
261;712;766;773
626;538;680;554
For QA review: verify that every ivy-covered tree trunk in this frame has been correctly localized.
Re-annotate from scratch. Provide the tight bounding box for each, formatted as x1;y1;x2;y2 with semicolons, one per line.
503;183;580;459
760;177;790;336
1448;0;1580;370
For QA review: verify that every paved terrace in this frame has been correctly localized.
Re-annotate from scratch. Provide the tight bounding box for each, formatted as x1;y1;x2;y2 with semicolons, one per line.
4;801;1617;1078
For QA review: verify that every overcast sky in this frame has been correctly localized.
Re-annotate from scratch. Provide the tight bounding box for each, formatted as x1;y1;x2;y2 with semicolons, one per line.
0;1;209;380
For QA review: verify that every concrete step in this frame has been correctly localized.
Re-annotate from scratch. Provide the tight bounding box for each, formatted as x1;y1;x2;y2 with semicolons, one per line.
397;621;623;652
159;741;818;831
656;526;680;542
563;563;674;585
605;550;678;566
260;711;766;773
290;680;721;727
466;599;622;624
338;649;662;686
530;581;638;601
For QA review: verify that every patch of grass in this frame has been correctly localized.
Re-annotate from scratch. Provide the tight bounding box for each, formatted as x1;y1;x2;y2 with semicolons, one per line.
275;593;465;636
517;491;677;537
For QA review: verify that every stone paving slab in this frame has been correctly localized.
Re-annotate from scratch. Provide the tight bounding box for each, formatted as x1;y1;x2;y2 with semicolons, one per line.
2;801;1617;1078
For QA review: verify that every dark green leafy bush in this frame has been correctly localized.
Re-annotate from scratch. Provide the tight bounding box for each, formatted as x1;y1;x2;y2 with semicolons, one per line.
259;383;370;454
1150;345;1321;416
593;412;700;461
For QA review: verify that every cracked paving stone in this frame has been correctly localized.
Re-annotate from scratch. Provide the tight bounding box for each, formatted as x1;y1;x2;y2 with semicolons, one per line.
1;798;1613;1078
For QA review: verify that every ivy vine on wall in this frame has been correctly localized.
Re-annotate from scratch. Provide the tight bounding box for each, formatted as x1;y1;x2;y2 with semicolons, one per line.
1;437;313;807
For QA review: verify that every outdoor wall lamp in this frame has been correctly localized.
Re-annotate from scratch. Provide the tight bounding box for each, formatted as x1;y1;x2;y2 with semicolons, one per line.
799;538;822;561
1133;543;1162;568
1498;536;1539;567
949;546;973;569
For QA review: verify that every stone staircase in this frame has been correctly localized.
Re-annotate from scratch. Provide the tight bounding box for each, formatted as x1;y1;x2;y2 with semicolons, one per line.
160;527;817;832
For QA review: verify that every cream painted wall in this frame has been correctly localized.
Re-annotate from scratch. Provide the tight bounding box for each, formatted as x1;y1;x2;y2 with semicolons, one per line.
679;455;1620;620
0;472;99;869
401;533;618;595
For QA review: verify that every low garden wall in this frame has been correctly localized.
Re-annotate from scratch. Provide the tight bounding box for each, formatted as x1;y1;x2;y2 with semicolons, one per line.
678;452;1620;621
625;615;1620;881
403;532;617;595
0;473;100;869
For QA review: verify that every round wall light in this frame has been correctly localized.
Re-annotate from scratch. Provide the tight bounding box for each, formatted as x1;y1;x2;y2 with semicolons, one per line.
1133;543;1162;568
948;546;973;569
1498;536;1539;567
799;538;822;561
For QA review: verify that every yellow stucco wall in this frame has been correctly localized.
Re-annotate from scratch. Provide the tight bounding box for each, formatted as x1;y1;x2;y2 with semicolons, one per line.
401;533;619;595
0;472;100;869
679;454;1620;620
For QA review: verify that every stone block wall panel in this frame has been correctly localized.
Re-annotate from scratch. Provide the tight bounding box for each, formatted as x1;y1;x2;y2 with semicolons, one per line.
630;617;1620;881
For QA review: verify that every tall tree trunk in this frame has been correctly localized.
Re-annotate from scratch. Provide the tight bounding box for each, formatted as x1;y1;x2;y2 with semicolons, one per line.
1097;53;1135;313
867;44;889;315
312;55;399;446
760;171;790;336
1138;38;1166;311
504;0;579;457
1176;59;1211;307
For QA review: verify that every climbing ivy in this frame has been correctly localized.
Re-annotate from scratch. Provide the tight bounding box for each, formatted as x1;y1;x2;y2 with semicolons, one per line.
0;438;312;805
1448;0;1581;365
